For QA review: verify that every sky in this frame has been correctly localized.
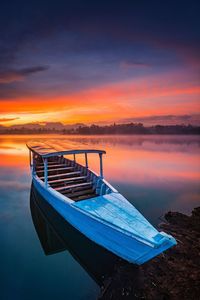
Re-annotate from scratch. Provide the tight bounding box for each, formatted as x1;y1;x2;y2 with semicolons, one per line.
0;0;200;126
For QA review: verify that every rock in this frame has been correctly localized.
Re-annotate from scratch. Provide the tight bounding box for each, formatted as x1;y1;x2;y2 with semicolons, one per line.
98;207;200;300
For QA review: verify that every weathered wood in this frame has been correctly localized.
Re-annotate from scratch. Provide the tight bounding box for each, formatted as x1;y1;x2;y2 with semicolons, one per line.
36;166;74;174
37;164;66;169
49;176;86;184
63;183;95;193
39;171;81;180
64;188;95;198
38;161;59;165
55;182;92;191
72;193;97;201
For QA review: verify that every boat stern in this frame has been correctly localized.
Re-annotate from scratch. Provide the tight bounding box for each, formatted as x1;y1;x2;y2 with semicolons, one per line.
135;231;177;264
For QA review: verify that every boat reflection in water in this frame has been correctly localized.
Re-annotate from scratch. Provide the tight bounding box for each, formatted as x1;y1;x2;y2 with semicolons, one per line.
30;184;120;287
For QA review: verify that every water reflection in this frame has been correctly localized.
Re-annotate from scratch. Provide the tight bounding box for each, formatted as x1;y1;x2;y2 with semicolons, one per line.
30;184;119;287
0;134;200;299
0;134;200;221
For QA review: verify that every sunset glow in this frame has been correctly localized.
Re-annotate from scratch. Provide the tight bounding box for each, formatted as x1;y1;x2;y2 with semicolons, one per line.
1;74;200;126
0;1;199;127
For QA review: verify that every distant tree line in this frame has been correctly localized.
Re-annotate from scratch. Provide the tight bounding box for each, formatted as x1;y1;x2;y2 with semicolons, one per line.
0;123;199;135
73;123;200;135
76;123;148;134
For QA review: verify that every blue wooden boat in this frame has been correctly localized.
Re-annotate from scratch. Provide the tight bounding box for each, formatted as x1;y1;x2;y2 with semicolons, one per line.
27;141;176;264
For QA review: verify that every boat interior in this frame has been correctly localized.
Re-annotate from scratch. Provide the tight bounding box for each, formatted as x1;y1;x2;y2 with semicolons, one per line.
34;154;113;202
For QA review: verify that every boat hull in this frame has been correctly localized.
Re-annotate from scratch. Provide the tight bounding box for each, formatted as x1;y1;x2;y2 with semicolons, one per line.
32;177;176;264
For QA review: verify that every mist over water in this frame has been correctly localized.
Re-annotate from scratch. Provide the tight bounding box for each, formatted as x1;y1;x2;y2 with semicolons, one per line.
0;134;200;299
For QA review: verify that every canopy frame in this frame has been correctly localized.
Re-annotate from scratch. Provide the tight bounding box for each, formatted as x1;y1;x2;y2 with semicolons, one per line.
27;142;106;187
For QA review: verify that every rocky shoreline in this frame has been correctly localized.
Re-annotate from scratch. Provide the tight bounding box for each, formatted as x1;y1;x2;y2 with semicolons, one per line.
98;207;200;300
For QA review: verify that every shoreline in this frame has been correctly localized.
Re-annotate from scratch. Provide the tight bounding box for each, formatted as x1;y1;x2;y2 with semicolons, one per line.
0;132;200;136
98;207;200;300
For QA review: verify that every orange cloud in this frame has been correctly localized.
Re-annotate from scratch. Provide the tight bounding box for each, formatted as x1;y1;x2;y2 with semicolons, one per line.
0;72;199;125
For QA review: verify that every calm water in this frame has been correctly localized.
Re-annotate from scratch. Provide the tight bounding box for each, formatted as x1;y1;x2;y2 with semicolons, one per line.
1;134;200;300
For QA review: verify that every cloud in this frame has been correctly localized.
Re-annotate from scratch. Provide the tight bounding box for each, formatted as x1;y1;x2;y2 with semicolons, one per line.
0;70;199;124
0;65;49;84
120;60;151;69
0;117;19;123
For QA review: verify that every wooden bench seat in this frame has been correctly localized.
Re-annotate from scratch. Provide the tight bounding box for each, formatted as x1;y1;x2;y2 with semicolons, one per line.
36;164;67;169
72;193;97;201
63;188;95;198
36;161;59;167
39;171;81;180
49;176;87;184
55;182;92;192
37;162;59;166
36;166;74;174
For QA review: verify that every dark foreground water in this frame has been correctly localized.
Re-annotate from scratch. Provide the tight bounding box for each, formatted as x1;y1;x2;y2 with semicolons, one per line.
0;135;200;300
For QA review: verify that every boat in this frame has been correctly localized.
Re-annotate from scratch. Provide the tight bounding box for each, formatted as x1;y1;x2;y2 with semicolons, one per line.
27;141;176;264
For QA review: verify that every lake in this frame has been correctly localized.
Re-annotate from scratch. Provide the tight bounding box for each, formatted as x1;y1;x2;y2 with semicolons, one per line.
0;134;200;300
